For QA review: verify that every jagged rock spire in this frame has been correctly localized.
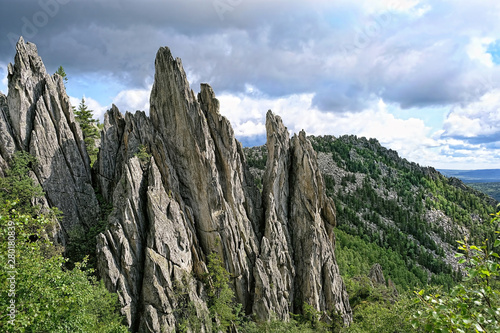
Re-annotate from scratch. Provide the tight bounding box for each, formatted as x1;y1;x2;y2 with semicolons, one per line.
1;37;99;243
1;39;352;332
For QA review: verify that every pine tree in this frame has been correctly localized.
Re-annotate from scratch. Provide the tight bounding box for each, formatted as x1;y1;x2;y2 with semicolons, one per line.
74;98;99;166
55;66;68;86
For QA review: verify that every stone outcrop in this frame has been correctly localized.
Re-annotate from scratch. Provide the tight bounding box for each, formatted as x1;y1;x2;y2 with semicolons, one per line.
369;263;386;286
1;37;100;243
95;47;264;331
289;130;350;321
1;39;352;332
252;112;294;321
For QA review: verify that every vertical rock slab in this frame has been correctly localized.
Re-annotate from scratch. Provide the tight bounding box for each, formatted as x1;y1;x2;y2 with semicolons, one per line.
97;156;148;327
0;92;15;175
253;111;295;320
97;49;263;330
149;47;260;311
4;37;99;242
94;105;126;203
289;130;351;324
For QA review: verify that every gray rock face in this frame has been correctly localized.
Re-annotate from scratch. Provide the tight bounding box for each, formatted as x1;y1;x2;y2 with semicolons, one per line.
1;39;352;332
0;92;15;176
2;37;100;243
289;130;351;323
94;46;352;331
252;112;351;324
252;111;295;321
369;263;386;286
96;47;265;331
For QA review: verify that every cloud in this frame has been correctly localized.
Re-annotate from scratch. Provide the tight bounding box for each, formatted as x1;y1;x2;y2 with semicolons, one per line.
0;0;497;114
488;39;500;65
466;37;495;67
442;89;500;143
71;87;151;122
0;62;7;94
217;90;500;169
1;0;500;169
112;88;151;114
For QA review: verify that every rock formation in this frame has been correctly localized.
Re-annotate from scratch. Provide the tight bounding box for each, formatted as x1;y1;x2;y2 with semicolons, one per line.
1;38;352;332
0;37;100;244
369;263;386;286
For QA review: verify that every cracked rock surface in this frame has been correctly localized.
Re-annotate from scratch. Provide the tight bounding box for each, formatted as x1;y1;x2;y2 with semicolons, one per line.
2;39;352;332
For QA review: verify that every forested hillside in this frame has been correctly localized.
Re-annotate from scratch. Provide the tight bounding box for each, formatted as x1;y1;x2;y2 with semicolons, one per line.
468;182;500;202
245;135;500;331
245;135;498;290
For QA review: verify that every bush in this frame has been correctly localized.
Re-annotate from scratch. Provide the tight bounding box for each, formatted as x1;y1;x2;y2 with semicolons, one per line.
0;151;44;215
205;252;242;331
0;202;128;332
412;208;500;332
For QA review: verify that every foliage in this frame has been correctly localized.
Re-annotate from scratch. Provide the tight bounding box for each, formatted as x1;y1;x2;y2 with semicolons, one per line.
335;228;427;290
468;182;500;202
0;152;126;332
309;135;495;287
0;151;44;215
240;315;323;333
342;294;417;333
172;274;206;333
135;144;151;164
205;252;242;331
0;201;128;332
412;209;500;332
336;259;418;332
65;190;113;271
74;97;100;166
244;146;268;170
55;65;68;86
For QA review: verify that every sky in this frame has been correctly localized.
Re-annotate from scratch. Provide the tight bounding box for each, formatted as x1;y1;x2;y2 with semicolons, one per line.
0;0;499;170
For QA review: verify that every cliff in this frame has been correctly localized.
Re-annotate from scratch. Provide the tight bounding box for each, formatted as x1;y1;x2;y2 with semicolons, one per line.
0;38;352;332
0;37;99;244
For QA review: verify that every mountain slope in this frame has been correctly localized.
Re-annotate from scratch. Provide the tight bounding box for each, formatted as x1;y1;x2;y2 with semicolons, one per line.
245;135;498;289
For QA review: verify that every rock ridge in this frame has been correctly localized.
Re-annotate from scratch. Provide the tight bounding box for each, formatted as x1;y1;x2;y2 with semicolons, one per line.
1;37;100;244
1;39;352;332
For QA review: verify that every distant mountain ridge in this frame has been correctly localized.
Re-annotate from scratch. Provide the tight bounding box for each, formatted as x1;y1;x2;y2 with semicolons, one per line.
438;169;500;183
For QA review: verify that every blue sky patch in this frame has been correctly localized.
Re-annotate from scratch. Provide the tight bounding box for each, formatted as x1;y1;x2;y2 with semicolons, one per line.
487;40;500;65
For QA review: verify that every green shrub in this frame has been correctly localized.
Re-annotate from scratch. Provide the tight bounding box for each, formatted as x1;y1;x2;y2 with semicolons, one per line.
412;209;500;332
135;144;151;164
0;151;44;215
0;202;128;332
205;252;242;331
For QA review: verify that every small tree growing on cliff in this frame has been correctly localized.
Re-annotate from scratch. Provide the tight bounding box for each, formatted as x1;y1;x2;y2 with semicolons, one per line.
74;97;99;166
205;252;242;331
55;66;68;86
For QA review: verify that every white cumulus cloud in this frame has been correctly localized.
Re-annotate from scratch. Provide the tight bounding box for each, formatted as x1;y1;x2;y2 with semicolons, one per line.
443;89;500;140
112;88;151;114
466;37;495;68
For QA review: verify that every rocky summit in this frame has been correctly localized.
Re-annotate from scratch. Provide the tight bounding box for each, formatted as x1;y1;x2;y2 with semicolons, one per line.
0;38;352;332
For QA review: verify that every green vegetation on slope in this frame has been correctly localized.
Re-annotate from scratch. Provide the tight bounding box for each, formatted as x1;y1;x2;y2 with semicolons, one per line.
309;135;496;284
0;152;127;332
243;134;498;331
468;182;500;202
413;210;500;332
